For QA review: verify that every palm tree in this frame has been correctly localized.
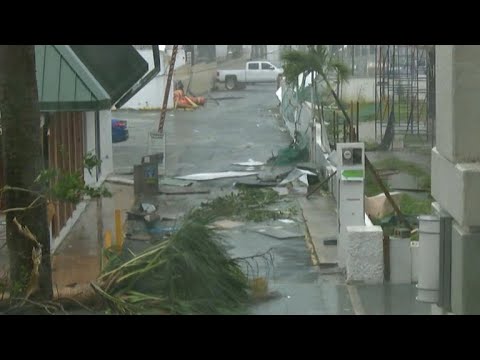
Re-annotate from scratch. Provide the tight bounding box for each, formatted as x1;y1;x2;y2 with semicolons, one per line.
284;46;350;108
280;45;412;229
0;45;53;300
281;45;351;141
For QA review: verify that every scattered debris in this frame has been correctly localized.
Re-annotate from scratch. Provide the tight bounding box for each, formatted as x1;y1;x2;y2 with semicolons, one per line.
188;188;295;223
211;220;244;230
272;187;289;196
175;171;258;181
211;96;245;101
127;234;152;242
249;277;276;302
278;219;295;224
127;211;146;220
159;178;193;187
94;219;251;315
161;213;184;221
323;238;337;246
144;214;160;224
365;192;403;220
319;266;343;275
147;225;177;235
257;167;293;183
268;140;309;166
279;168;316;186
298;174;309;186
158;187;210;195
296;162;319;173
234;180;278;188
174;89;206;109
106;176;134;186
141;203;156;214
291;186;308;195
252;227;303;240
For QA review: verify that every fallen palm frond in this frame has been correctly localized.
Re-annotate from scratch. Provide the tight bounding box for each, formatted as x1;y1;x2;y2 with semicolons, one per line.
91;187;288;315
93;218;252;315
188;188;293;224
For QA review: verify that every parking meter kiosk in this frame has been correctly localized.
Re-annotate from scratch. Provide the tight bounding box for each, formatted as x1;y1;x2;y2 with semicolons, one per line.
336;143;366;268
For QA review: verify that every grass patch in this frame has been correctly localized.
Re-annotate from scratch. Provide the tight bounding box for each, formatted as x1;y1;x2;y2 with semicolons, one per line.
372;157;431;190
364;169;387;197
399;194;432;216
365;157;432;231
350;102;428;124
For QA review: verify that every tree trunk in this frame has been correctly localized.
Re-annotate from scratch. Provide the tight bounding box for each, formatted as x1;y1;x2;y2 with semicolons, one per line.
0;45;53;299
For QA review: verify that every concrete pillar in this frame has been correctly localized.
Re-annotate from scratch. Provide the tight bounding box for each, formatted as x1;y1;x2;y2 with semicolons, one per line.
432;45;480;314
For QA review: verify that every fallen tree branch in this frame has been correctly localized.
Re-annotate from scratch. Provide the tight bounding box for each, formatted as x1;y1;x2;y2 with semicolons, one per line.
0;186;44;196
12;217;42;301
2;195;43;214
6;297;63;315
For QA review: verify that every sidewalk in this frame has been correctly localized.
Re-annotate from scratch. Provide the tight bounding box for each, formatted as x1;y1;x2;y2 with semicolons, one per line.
298;192;431;315
52;183;133;296
0;183;134;297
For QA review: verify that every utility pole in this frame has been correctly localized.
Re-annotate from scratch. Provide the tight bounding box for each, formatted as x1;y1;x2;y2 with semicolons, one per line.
158;45;178;134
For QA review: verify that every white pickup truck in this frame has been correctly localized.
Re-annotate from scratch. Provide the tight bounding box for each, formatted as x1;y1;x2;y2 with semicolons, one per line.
216;61;283;90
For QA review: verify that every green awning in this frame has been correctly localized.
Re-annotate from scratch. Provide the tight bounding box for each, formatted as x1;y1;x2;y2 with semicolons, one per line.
35;45;111;112
70;45;149;105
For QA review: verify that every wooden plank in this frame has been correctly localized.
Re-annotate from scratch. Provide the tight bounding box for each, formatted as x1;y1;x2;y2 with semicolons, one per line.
68;112;74;216
79;114;85;188
51;115;60;238
73;113;79;173
60;113;68;230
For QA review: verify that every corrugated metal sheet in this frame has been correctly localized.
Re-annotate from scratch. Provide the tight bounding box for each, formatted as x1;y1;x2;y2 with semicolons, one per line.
35;45;111;111
70;45;149;105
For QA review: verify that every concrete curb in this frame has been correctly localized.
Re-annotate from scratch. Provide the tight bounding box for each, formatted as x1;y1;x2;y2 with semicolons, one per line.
298;200;320;267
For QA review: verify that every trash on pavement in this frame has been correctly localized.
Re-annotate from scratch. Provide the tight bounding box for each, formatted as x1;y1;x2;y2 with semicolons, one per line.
140;203;156;214
175;171;258;181
279;168;317;186
232;159;265;167
159;177;193;187
278;219;295;224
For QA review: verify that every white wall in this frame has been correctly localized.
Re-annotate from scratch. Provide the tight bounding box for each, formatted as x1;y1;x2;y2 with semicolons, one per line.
84;111;97;186
84;110;113;184
99;110;114;176
216;45;228;60
339;77;427;103
267;45;281;63
341;78;375;102
122;49;174;110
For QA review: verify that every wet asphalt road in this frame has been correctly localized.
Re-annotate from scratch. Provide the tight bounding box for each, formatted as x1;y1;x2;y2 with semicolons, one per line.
112;84;354;315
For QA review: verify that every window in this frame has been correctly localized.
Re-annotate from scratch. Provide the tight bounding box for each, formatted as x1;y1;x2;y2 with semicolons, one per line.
248;63;259;70
261;62;274;70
